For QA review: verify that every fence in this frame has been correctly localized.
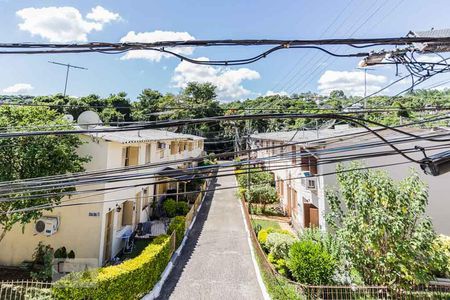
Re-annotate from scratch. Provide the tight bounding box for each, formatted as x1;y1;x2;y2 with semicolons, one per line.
0;280;53;300
300;284;450;299
185;179;209;231
240;194;450;300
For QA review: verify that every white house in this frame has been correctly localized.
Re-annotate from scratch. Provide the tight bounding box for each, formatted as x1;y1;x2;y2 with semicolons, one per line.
0;128;204;266
251;125;450;235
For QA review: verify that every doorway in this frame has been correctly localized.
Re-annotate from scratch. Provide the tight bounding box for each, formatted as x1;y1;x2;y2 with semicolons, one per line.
103;210;114;262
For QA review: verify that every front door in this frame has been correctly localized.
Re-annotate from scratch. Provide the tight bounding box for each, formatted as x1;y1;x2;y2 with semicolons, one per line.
103;211;114;262
135;192;141;224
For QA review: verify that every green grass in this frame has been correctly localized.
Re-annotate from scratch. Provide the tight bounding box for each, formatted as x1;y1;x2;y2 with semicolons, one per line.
251;219;281;230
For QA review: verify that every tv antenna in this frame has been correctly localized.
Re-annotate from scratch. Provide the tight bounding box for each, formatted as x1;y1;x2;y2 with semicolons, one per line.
48;61;87;97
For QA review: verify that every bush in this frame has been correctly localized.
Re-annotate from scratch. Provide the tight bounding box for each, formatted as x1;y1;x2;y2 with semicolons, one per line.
257;228;292;249
52;235;172;299
287;240;336;285
168;216;186;248
265;232;296;260
245;186;278;209
268;253;290;277
163;199;189;218
432;235;450;278
30;242;53;281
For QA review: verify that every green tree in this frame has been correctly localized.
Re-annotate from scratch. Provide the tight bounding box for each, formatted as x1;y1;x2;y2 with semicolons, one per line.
326;162;442;286
0;106;90;243
132;89;164;121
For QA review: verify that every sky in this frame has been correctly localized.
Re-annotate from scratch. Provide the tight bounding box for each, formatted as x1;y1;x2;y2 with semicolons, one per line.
0;0;450;102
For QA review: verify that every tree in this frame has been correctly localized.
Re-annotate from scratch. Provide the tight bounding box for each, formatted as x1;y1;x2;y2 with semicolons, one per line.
326;162;442;286
132;89;164;121
0;106;90;243
245;185;278;210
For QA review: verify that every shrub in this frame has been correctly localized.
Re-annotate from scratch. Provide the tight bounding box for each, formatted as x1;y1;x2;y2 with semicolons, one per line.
163;199;189;218
54;247;67;259
52;235;172;299
30;242;54;281
167;216;186;248
245;186;278;210
268;253;290;277
265;232;296;260
287;240;336;285
257;228;292;250
175;201;189;216
432;235;450;278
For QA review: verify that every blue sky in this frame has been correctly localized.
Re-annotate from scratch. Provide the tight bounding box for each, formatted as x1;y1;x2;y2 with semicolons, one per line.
1;0;450;101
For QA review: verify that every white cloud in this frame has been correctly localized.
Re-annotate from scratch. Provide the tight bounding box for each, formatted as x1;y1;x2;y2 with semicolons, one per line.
16;6;120;42
172;57;260;100
120;30;195;62
2;83;34;94
86;5;121;23
265;90;289;97
317;70;387;96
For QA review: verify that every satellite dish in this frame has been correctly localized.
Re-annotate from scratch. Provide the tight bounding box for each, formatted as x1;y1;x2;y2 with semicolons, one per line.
77;111;102;130
63;114;74;123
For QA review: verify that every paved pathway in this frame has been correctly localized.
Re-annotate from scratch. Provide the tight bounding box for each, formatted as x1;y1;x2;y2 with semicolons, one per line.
157;169;265;300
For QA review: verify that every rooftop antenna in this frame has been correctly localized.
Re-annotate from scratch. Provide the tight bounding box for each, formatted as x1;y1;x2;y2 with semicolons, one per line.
48;61;87;97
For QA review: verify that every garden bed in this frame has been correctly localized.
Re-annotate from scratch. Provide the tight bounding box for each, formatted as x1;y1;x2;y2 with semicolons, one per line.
0;266;31;281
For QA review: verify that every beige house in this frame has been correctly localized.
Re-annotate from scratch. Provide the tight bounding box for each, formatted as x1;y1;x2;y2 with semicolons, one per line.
251;126;450;235
0;128;204;266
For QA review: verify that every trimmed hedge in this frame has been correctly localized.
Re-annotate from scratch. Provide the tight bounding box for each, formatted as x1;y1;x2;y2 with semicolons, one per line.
52;235;172;300
168;216;186;248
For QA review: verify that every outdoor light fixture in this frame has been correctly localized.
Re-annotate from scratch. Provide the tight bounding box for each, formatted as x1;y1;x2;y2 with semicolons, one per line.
419;149;450;176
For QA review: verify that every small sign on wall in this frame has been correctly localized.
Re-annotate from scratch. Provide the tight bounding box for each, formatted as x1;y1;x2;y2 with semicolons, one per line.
88;212;100;217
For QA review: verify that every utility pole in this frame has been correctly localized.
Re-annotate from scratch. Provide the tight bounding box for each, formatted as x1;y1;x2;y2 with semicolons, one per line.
357;67;375;108
246;108;252;212
49;61;87;97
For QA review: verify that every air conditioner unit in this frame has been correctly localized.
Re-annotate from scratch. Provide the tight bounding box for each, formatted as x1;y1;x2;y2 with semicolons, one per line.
300;171;312;177
35;217;59;236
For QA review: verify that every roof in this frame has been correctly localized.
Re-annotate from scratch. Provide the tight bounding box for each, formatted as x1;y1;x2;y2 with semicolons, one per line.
80;126;205;144
251;126;438;148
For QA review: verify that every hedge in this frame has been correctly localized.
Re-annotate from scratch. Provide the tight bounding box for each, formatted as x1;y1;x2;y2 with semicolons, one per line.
52;235;172;300
168;216;186;248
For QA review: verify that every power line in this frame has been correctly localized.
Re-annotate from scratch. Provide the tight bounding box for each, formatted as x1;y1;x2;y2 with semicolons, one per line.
1;160;415;215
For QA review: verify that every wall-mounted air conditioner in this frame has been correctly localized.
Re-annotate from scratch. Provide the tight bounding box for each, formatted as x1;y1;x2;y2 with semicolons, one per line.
35;217;60;236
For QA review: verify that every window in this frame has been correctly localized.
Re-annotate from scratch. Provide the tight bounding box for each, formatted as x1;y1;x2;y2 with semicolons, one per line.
198;140;204;149
122;201;134;226
157;142;165;158
122;146;139;167
309;156;318;175
301;150;309;171
145;144;152;163
170;141;179;155
188;141;193;151
178;141;185;153
291;145;297;165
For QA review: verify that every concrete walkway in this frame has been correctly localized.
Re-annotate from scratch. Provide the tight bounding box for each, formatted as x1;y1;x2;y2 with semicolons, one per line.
157;169;265;300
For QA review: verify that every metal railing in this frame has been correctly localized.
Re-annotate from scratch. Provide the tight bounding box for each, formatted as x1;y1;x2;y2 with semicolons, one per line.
300;284;450;299
0;280;53;300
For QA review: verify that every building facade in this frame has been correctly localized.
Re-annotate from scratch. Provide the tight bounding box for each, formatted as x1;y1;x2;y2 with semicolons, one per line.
0;128;204;266
251;126;450;235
